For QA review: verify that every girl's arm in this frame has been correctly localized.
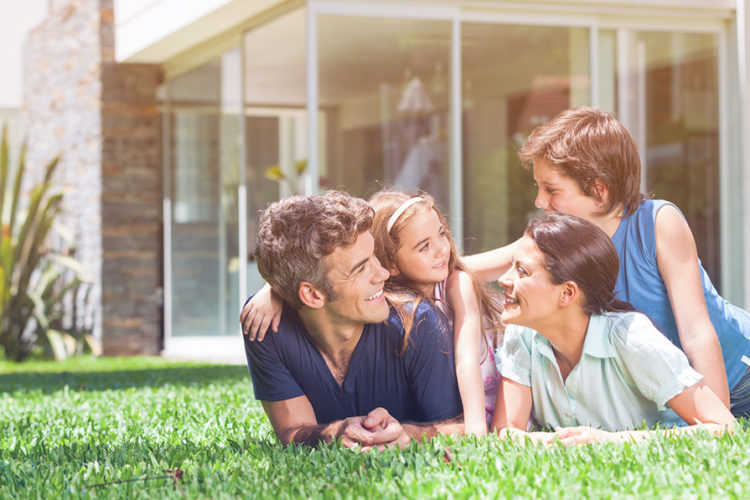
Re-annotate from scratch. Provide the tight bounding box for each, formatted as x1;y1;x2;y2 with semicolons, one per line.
462;239;520;283
491;376;533;431
240;282;283;341
446;270;487;435
654;205;730;406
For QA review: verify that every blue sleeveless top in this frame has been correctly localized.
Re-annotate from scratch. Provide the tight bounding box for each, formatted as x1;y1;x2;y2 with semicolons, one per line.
611;199;750;390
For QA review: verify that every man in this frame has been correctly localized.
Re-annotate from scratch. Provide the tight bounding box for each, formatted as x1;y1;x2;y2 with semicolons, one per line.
243;191;463;449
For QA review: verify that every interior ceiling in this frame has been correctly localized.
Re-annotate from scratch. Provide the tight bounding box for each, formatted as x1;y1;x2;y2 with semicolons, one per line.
242;8;716;109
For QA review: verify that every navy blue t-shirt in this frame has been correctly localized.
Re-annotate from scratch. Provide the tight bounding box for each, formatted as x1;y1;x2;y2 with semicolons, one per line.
244;301;463;424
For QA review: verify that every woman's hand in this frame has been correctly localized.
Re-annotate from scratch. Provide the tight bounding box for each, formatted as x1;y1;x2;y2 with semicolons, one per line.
552;426;620;445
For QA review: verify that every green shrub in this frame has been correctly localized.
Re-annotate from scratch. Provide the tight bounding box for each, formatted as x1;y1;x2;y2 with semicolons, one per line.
0;125;94;361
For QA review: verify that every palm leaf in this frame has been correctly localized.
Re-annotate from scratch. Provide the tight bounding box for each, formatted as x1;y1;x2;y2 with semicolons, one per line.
0;126;87;362
0;125;9;225
42;328;68;361
8;143;32;238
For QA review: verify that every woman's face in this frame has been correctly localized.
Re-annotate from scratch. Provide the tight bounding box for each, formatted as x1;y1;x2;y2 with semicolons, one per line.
498;235;564;331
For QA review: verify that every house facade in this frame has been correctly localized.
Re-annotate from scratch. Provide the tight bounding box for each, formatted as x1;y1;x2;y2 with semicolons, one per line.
22;0;750;359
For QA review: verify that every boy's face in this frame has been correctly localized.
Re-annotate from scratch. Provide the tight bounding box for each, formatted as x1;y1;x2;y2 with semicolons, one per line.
532;159;602;222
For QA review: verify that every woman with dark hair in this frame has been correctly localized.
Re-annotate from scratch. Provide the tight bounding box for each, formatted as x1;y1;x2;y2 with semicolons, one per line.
492;214;733;444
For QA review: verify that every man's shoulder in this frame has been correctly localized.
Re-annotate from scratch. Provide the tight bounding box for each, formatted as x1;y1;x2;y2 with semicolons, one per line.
245;302;308;354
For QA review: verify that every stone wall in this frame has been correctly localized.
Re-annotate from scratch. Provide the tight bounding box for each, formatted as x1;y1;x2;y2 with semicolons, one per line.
22;0;163;355
100;62;163;355
23;0;104;343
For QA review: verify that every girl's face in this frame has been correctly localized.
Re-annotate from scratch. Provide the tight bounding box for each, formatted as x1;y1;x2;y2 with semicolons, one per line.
392;206;451;296
533;159;602;222
498;235;564;331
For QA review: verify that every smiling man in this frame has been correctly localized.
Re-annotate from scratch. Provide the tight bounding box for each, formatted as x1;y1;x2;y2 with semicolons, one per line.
244;191;463;449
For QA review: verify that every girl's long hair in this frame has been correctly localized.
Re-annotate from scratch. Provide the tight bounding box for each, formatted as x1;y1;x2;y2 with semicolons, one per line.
368;189;504;356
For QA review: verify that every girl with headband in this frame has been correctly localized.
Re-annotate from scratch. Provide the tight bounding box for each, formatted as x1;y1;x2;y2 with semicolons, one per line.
367;190;504;435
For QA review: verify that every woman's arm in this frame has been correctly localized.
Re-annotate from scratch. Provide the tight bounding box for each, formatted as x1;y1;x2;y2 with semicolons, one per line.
446;270;487;435
491;376;533;431
667;379;734;426
462;239;520;283
550;381;734;445
654;205;730;406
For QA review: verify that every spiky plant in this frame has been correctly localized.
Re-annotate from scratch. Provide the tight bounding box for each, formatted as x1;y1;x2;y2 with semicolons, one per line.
0;125;95;361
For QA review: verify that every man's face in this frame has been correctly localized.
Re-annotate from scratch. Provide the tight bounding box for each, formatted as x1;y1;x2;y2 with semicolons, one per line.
321;231;390;326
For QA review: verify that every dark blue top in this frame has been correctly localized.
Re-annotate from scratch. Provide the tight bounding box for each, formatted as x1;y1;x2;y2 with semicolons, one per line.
612;198;750;390
244;300;463;424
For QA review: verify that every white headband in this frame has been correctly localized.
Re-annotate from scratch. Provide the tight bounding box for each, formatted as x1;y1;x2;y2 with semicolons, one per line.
386;197;424;233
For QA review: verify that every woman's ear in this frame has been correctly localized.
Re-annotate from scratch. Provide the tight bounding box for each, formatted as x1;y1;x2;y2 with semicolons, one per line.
387;265;400;277
298;282;326;309
558;281;579;308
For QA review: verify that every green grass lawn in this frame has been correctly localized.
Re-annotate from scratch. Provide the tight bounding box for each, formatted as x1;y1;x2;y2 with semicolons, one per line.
2;356;749;499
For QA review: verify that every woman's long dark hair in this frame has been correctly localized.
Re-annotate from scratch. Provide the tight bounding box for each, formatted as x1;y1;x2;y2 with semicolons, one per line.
525;214;634;315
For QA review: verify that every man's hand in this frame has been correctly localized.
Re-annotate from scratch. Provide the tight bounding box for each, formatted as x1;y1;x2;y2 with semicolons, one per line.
334;408;411;451
360;407;411;450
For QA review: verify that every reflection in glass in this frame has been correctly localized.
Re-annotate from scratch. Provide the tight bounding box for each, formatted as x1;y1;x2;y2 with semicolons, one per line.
617;32;720;286
167;49;241;337
243;8;307;295
461;23;591;254
317;15;451;208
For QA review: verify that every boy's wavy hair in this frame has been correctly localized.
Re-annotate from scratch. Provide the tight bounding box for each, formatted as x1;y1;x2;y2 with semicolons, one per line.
519;106;644;217
369;189;504;357
254;191;373;309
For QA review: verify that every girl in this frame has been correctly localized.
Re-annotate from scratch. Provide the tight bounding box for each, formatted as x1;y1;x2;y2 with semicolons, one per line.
368;190;504;435
467;106;750;418
242;189;504;435
493;214;734;444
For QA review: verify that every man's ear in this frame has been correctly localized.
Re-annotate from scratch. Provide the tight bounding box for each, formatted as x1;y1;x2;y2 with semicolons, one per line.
298;282;326;309
558;281;579;308
594;178;609;206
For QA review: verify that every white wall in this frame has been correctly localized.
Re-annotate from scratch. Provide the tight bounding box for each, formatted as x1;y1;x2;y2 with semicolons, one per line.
114;0;280;63
0;0;48;108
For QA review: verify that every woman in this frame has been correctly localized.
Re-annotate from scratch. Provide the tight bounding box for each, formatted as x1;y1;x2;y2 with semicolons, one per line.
491;214;733;444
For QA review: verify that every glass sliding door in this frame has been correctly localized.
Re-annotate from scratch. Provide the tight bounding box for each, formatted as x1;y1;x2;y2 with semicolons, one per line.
610;31;721;286
461;23;591;253
316;14;452;208
243;8;308;296
159;3;730;360
166;48;242;339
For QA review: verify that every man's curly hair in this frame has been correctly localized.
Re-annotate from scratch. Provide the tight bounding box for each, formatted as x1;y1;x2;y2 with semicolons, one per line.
254;191;374;309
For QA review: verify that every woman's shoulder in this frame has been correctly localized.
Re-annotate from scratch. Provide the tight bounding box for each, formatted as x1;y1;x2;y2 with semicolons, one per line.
600;310;654;331
503;324;539;348
600;311;673;352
